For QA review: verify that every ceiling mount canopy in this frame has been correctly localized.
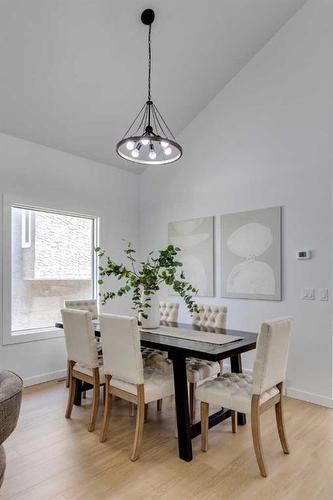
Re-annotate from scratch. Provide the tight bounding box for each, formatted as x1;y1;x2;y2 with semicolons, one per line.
116;9;183;166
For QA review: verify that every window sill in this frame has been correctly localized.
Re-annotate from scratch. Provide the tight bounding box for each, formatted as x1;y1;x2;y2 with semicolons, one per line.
2;327;64;346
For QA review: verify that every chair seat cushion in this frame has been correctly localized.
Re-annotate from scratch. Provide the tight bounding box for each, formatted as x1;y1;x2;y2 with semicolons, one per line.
195;372;279;413
141;347;168;362
141;350;220;383
74;361;105;383
110;368;174;404
186;358;221;383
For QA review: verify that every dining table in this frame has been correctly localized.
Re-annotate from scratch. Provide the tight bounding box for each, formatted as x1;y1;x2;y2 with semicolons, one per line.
55;320;257;462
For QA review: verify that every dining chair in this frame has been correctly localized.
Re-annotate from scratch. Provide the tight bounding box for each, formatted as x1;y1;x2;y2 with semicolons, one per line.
64;299;100;388
99;313;175;461
142;304;227;423
159;301;180;323
61;308;105;432
187;304;227;423
196;317;292;477
64;299;98;319
141;301;179;412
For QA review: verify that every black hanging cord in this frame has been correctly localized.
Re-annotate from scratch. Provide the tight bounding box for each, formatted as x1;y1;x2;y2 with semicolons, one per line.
148;24;152;101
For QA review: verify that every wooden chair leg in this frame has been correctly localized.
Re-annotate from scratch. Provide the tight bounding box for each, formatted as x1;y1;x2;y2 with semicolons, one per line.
82;391;87;399
157;399;162;412
131;385;145;461
103;384;106;405
88;368;100;432
251;395;267;477
100;375;112;443
201;402;209;452
189;382;196;424
144;403;148;423
231;410;238;433
65;361;76;418
275;382;289;454
66;360;70;388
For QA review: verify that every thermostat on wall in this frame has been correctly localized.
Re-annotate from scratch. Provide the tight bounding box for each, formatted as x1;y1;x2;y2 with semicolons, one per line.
297;250;311;260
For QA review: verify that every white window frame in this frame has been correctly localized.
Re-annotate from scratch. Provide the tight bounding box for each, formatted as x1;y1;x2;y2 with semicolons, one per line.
2;195;99;345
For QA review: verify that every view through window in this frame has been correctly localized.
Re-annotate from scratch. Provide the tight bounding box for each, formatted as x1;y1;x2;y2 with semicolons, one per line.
11;206;95;333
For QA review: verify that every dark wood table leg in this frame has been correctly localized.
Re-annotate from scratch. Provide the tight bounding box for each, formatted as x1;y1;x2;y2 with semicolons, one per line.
74;379;82;406
230;354;246;426
169;353;193;462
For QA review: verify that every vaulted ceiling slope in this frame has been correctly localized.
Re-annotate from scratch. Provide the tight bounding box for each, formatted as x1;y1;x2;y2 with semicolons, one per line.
0;0;306;173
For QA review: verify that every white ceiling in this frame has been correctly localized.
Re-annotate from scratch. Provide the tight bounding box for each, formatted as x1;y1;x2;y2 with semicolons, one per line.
0;0;306;173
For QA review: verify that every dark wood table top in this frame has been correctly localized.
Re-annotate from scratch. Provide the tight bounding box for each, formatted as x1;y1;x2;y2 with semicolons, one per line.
55;320;257;362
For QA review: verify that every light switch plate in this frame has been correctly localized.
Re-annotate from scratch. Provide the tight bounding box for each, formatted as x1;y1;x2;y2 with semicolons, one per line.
302;288;315;300
319;288;328;301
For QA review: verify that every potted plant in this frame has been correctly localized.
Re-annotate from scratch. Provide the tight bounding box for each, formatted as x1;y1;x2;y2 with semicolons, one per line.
96;241;199;328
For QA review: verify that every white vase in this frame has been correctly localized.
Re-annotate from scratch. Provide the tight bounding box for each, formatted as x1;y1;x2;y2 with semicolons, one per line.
140;293;160;329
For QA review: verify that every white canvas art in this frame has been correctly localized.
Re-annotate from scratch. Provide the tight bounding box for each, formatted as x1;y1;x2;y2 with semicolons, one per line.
168;217;214;297
221;207;281;300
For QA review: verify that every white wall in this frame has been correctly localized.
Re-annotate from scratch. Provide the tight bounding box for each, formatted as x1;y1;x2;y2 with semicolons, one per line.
0;132;139;385
140;0;333;405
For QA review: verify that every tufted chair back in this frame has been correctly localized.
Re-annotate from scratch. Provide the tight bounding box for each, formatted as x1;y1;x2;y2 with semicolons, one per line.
61;309;99;368
99;314;144;385
159;302;180;323
65;299;98;320
192;304;227;330
252;318;292;395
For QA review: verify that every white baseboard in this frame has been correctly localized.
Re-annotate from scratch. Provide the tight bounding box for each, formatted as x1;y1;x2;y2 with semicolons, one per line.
23;369;67;387
223;363;333;409
285;387;333;409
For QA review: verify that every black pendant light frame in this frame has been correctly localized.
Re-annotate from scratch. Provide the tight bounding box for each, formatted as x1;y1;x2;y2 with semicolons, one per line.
116;9;183;166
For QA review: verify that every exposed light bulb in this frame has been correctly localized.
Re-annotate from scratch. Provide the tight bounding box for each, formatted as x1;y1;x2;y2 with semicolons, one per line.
164;147;172;155
131;149;139;158
126;140;135;151
160;140;169;148
148;143;157;160
141;138;149;146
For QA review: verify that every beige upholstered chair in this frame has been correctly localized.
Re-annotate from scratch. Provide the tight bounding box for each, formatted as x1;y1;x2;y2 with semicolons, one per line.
64;299;99;388
61;309;105;432
159;301;180;323
192;304;227;330
188;304;227;423
64;299;98;319
99;314;174;461
196;317;292;477
141;301;180;395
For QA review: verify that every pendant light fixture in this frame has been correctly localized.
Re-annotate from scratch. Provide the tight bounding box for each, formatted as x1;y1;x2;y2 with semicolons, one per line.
116;9;183;166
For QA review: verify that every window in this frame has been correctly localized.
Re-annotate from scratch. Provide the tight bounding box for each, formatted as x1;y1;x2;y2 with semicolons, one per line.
3;202;98;343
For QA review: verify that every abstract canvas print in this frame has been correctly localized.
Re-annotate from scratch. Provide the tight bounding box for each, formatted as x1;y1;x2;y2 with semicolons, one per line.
168;217;214;297
221;207;281;300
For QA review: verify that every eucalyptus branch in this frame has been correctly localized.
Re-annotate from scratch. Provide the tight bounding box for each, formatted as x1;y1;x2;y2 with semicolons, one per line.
96;243;199;318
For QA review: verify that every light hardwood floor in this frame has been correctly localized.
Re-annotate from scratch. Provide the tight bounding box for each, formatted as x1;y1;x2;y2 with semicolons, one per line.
1;380;333;500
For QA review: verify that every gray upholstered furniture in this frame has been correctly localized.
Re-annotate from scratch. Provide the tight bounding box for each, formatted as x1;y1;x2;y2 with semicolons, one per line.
0;370;23;488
